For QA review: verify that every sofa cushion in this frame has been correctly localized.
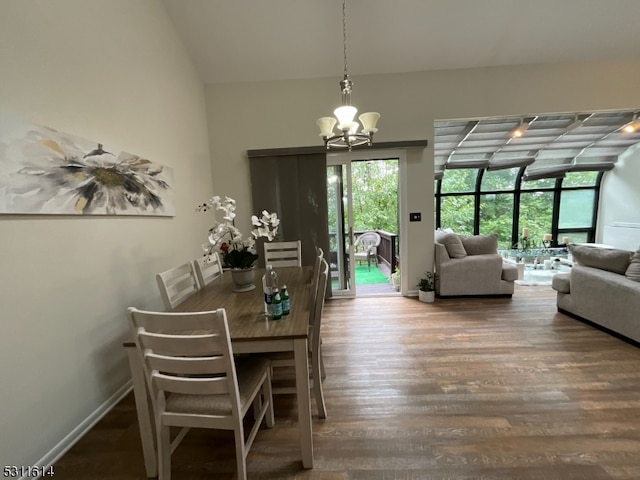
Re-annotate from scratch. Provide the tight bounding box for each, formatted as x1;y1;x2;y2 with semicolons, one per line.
626;249;640;282
568;244;632;275
461;234;498;255
435;230;467;258
552;272;571;293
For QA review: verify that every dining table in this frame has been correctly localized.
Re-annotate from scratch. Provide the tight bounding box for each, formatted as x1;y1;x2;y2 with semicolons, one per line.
124;266;314;477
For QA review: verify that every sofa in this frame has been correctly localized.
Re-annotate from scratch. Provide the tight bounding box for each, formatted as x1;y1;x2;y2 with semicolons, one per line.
552;244;640;343
434;230;518;297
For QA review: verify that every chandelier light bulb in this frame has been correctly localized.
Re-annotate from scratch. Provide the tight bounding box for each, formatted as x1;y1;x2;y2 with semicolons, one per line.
334;105;358;131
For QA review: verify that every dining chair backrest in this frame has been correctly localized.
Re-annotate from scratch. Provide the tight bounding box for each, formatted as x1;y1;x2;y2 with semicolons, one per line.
309;247;325;314
193;252;223;289
127;307;273;480
264;240;302;268
310;258;329;348
156;262;199;310
128;308;240;412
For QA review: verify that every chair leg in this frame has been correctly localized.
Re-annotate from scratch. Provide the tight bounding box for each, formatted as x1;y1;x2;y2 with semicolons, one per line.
319;344;327;380
264;369;275;428
234;425;248;480
311;353;327;419
158;424;172;480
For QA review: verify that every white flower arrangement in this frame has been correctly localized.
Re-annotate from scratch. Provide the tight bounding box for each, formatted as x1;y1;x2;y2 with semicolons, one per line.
197;195;280;269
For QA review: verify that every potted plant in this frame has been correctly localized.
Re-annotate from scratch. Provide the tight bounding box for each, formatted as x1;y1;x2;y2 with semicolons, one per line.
417;271;435;303
197;195;279;292
390;268;400;291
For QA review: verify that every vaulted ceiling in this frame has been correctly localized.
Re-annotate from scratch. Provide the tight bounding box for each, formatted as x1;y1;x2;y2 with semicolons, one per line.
162;1;640;172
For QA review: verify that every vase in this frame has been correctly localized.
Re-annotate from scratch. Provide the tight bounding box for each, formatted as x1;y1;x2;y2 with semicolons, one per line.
418;290;435;303
230;266;256;292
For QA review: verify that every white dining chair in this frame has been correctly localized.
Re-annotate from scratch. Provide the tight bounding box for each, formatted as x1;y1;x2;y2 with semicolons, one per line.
127;307;274;480
267;258;329;418
156;262;199;310
193;252;223;289
264;240;302;268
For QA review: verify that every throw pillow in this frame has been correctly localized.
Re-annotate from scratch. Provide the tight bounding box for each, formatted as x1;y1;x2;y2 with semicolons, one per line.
568;244;632;275
625;249;640;282
435;231;467;258
461;234;498;255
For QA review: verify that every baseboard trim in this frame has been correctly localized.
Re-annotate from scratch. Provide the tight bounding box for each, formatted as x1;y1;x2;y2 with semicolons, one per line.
27;380;132;480
557;308;640;348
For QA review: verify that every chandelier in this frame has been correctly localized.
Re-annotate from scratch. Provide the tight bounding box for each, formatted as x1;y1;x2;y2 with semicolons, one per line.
316;0;380;150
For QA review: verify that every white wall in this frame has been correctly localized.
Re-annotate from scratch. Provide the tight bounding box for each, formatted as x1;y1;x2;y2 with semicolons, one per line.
598;143;640;243
205;60;640;289
0;0;212;469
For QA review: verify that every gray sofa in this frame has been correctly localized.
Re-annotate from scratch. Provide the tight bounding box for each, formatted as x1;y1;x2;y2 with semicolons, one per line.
552;244;640;343
434;230;517;297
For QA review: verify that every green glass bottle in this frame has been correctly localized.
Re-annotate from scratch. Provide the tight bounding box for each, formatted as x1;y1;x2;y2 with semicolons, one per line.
272;291;283;320
281;285;290;315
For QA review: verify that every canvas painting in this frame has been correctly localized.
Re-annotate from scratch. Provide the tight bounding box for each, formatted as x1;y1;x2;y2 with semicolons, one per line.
0;110;175;216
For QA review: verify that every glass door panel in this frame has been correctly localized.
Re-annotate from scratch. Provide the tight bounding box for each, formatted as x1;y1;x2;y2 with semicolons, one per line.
326;163;355;297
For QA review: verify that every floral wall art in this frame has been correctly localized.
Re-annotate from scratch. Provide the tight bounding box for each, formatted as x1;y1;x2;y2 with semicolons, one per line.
0;110;175;216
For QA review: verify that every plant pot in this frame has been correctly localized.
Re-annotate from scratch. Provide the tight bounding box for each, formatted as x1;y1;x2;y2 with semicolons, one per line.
418;290;435;303
230;266;256;292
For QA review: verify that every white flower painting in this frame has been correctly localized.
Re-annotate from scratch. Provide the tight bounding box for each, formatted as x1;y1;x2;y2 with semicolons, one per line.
0;110;175;216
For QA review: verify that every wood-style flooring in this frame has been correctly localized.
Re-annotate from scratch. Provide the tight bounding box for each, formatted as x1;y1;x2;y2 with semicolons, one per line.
54;286;640;479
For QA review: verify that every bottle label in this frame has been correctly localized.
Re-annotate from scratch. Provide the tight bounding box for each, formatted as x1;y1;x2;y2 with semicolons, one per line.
272;292;282;319
264;293;272;315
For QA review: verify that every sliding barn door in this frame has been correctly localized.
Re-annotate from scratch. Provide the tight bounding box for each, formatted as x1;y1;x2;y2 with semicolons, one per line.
248;152;330;273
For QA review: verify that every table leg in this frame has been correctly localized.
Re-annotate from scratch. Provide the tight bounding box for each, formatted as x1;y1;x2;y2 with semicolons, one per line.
293;338;314;468
125;346;157;478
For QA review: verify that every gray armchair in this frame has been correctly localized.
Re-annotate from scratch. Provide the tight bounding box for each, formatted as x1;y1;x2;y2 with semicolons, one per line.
434;230;517;297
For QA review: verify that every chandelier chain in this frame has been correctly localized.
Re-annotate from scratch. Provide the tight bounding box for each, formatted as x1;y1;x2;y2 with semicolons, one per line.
342;0;348;78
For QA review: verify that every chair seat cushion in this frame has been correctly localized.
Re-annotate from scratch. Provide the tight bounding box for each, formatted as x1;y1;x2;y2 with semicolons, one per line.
165;357;269;416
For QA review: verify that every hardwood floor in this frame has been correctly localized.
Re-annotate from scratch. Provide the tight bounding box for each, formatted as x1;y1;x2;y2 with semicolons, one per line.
54;285;640;479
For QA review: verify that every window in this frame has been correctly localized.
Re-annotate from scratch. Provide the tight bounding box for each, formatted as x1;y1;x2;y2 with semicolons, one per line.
559;190;595;229
439;195;474;235
481;167;519;192
519;191;554;246
441;169;477;194
436;165;602;248
479;193;514;248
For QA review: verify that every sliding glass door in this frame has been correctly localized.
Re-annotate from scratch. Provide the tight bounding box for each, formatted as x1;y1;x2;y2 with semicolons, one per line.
327;160;356;297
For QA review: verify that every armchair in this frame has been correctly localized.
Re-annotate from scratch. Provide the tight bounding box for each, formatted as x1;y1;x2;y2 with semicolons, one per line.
353;231;381;271
434;230;517;297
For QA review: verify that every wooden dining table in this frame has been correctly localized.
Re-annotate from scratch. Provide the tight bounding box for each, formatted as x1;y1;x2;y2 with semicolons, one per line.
124;266;314;477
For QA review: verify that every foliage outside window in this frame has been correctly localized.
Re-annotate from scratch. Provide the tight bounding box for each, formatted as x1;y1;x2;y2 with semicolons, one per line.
440;195;474;236
518;191;554;247
351;160;398;233
562;171;599;187
441;168;477;194
479;193;514;248
481;167;519;191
